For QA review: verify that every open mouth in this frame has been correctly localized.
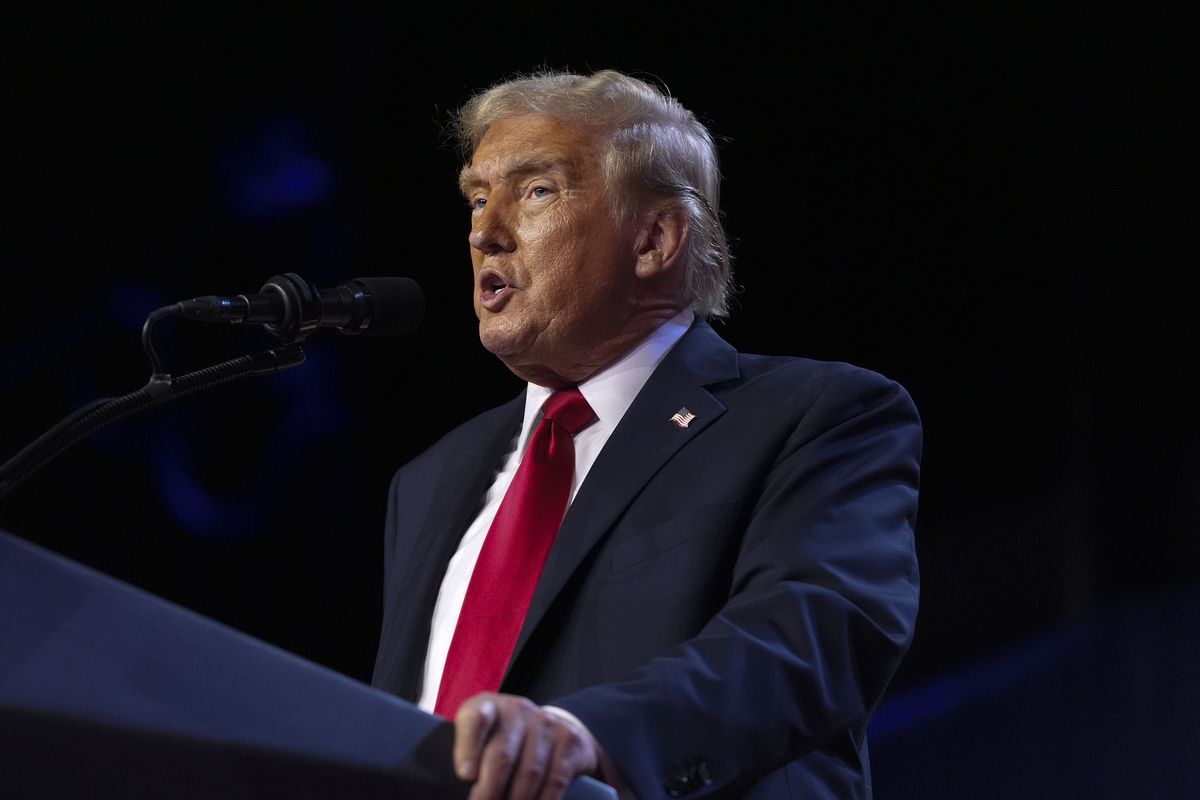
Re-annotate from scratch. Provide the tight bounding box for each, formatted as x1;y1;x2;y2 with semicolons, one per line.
478;269;514;308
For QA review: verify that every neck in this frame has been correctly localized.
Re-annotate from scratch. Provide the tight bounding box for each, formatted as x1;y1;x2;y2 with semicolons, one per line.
507;304;687;388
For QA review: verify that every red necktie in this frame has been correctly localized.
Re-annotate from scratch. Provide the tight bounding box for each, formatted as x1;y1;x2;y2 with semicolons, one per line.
434;388;597;718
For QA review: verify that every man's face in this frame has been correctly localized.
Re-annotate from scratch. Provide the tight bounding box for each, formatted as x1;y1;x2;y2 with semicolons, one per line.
460;114;644;387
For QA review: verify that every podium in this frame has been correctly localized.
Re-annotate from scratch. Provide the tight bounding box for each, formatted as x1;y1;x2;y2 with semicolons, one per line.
0;529;615;799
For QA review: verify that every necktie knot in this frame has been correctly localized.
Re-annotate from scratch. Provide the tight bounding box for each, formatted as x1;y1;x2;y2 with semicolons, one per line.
540;388;596;436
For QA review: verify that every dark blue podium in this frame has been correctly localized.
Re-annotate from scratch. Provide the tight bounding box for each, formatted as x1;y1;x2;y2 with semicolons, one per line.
0;529;615;799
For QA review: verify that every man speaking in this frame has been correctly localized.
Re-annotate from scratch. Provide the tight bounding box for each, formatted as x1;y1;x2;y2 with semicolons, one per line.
371;69;921;800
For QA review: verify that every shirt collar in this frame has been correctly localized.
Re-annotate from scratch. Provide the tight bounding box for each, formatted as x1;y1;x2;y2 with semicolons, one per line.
521;308;695;442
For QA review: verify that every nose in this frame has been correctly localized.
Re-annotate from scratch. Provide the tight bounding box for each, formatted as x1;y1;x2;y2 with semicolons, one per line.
469;197;516;254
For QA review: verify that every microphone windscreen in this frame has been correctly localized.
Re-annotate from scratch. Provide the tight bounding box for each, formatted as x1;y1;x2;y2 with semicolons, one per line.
354;277;425;336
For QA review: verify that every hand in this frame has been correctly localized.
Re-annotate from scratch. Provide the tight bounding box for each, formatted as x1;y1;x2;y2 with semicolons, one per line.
452;692;619;800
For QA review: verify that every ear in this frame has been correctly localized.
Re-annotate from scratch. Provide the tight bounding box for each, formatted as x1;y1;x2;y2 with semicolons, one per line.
634;206;689;280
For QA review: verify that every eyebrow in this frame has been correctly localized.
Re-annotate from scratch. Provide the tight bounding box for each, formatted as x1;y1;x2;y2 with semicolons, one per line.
458;155;571;197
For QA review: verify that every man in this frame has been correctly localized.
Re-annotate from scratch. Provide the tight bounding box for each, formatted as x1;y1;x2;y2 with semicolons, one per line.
372;70;921;800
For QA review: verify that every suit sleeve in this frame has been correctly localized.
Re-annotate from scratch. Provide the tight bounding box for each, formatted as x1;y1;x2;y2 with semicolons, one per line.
552;366;922;799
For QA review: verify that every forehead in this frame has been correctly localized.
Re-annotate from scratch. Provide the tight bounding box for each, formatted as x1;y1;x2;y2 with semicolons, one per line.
460;113;602;188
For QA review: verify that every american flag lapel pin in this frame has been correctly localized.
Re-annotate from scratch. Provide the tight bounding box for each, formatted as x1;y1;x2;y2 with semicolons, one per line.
669;407;697;429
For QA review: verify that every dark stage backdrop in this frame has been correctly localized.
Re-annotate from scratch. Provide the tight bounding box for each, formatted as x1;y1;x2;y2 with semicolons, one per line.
2;7;1194;796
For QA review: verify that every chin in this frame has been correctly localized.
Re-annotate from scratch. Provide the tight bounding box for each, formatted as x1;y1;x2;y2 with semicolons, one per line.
478;319;530;359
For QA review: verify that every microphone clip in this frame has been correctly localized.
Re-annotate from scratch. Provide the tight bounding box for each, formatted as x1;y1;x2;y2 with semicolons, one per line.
257;272;322;343
176;272;320;344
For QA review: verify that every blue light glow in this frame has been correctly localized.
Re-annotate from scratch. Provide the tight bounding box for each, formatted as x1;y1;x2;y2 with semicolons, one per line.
216;115;333;219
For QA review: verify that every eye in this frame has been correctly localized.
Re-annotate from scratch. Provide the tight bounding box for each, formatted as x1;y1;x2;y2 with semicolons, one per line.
528;185;553;199
468;195;487;211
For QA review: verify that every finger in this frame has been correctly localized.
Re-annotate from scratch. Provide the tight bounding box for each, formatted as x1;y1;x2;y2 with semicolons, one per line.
507;713;553;800
454;694;499;782
536;719;595;800
469;701;527;800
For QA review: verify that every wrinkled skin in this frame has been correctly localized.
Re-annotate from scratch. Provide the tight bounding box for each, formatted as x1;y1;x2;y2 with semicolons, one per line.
462;113;687;388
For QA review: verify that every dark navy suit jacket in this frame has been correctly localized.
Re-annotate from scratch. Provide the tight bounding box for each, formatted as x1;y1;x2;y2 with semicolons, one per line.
372;321;921;799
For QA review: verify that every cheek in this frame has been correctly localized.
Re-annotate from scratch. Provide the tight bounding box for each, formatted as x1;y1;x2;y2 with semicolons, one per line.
522;230;573;286
523;209;617;303
541;254;593;316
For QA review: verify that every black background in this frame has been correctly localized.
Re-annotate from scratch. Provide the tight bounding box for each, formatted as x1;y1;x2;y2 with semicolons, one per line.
2;5;1194;712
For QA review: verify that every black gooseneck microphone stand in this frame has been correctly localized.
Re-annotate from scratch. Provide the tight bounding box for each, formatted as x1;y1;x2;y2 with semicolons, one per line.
0;273;323;502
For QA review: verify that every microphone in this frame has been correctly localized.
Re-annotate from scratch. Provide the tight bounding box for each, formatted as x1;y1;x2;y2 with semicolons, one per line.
176;273;424;341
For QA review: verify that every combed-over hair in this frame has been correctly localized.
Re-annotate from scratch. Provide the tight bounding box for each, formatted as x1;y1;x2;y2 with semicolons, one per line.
453;69;733;319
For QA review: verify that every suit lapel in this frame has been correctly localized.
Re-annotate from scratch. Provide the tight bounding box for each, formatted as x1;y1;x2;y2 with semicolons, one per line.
508;322;741;669
387;393;524;695
413;395;525;585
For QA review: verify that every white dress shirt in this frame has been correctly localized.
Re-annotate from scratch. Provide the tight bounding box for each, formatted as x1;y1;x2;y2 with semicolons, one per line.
417;309;695;712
